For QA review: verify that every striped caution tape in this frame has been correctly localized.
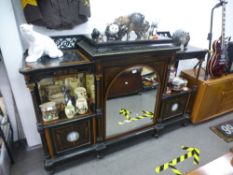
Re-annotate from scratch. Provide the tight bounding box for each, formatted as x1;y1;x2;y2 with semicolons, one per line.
22;0;38;9
118;108;153;125
169;165;182;175
155;146;200;175
119;108;132;120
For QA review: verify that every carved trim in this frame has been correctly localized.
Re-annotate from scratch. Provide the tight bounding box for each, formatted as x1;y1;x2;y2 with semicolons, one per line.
52;36;80;49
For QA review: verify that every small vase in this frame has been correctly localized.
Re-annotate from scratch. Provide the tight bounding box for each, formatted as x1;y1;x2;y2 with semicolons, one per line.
76;97;88;115
65;100;76;119
74;87;87;99
39;101;58;122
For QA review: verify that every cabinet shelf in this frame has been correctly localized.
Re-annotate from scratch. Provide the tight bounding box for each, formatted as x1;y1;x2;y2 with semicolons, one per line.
163;88;192;99
42;111;96;128
19;50;93;74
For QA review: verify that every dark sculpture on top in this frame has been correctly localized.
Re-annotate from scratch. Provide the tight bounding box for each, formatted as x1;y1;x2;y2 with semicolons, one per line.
91;12;150;42
91;28;100;41
114;13;150;40
105;23;128;41
172;29;190;50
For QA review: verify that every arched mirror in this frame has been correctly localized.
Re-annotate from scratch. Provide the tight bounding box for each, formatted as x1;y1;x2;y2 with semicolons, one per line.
105;65;159;138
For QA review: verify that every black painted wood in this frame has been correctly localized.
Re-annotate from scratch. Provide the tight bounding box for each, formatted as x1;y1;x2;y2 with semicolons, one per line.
19;35;207;173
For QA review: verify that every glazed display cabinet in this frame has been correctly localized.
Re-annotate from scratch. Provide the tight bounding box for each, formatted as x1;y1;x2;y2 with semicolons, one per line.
20;35;205;173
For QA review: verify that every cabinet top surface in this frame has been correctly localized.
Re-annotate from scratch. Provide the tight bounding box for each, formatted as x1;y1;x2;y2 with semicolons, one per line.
182;69;233;82
19;49;92;74
176;46;208;60
19;35;208;74
77;35;180;58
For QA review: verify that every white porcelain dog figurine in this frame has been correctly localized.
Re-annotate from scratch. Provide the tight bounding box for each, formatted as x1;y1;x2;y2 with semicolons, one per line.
20;24;63;62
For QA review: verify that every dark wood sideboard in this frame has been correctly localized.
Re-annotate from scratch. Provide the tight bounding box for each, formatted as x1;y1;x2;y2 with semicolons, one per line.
19;35;207;174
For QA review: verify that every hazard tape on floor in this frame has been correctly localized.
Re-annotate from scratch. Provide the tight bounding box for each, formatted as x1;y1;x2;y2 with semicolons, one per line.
118;108;153;125
155;146;200;175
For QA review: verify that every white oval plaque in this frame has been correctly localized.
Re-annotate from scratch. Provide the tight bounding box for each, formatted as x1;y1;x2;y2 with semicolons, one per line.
171;103;179;112
66;131;80;142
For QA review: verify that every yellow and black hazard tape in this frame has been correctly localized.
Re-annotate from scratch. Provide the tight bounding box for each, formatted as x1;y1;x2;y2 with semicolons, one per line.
155;146;200;175
118;108;153;125
22;0;38;9
169;165;182;175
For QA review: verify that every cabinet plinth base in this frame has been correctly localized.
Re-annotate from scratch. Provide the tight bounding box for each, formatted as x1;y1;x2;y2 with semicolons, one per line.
154;114;190;137
44;145;96;172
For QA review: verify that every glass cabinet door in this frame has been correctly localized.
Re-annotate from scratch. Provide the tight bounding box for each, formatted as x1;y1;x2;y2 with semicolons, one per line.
37;73;95;123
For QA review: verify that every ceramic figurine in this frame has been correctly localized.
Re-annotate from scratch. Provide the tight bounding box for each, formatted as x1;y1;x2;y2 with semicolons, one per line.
61;86;72;105
105;23;121;41
114;13;150;40
20;24;63;62
91;28;100;41
168;66;176;83
148;21;159;40
74;87;87;99
76;97;88;115
171;76;188;91
39;101;58;122
65;100;76;119
172;29;190;51
90;84;95;102
118;25;128;40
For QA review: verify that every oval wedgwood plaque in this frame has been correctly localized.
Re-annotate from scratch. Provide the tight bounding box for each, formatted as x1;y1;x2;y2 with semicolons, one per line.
171;103;179;112
67;131;80;142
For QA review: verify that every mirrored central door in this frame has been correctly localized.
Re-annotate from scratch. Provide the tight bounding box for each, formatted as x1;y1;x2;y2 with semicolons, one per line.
105;65;159;138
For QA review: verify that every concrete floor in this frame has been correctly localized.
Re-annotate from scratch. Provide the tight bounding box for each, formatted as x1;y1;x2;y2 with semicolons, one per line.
10;113;233;175
2;51;233;175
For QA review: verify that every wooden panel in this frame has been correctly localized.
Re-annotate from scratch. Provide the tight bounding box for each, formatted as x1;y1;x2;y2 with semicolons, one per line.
219;89;233;111
181;69;233;123
108;68;142;98
51;120;92;155
160;91;191;121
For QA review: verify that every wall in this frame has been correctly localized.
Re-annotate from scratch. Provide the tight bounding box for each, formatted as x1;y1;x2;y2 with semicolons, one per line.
0;56;24;141
0;0;41;147
0;0;232;147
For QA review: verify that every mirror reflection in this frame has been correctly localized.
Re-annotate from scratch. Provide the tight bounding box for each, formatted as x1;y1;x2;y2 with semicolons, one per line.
106;66;159;138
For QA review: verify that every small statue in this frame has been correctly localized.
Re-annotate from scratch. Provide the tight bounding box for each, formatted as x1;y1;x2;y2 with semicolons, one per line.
74;87;87;99
20;24;63;62
65;100;76;119
76;97;88;115
172;29;190;50
105;23;121;41
115;13;150;40
91;28;100;41
148;21;159;40
171;76;188;91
